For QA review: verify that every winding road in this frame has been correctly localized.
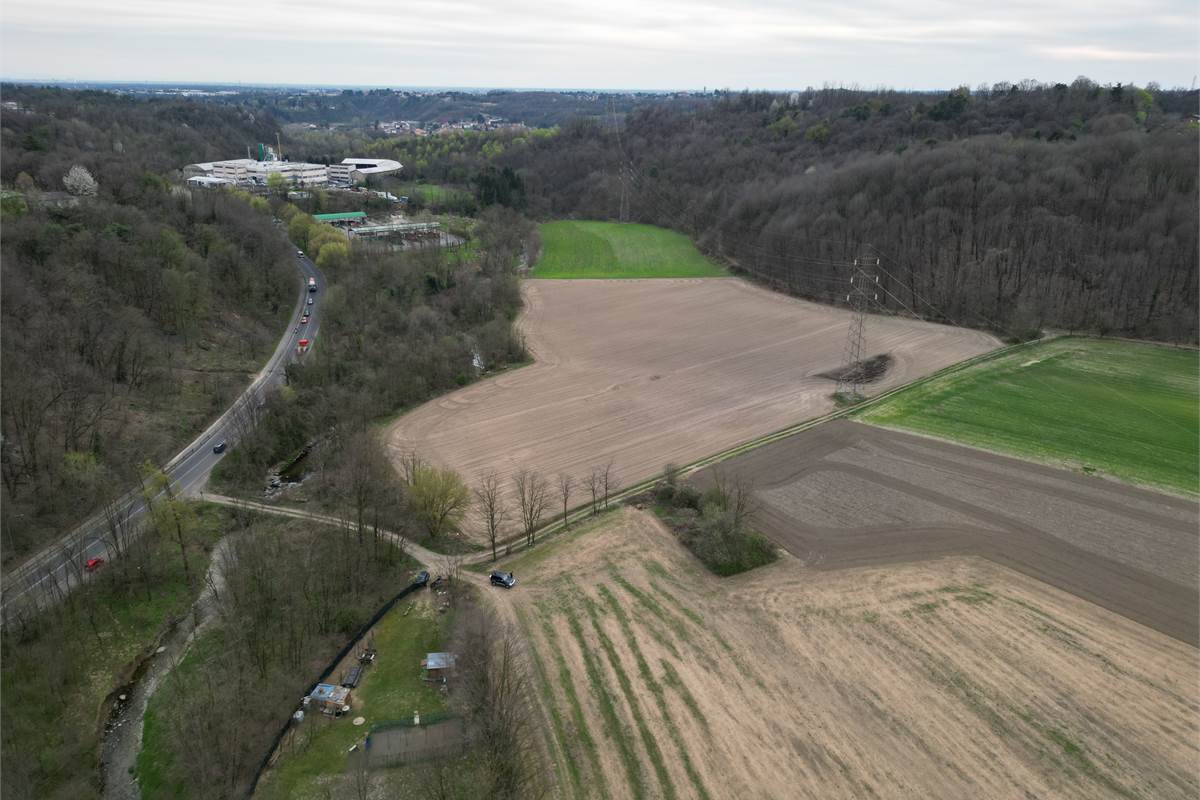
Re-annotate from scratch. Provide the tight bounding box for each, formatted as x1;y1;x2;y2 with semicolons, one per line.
1;251;327;618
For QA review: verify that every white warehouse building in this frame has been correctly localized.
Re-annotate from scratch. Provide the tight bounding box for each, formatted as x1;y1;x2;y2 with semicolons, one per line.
186;156;401;187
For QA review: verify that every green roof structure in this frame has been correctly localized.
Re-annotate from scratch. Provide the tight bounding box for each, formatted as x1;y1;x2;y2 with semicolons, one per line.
313;211;367;222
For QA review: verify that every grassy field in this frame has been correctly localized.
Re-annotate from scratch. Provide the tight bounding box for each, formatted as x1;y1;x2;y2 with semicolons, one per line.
254;597;447;800
532;221;725;279
393;182;472;205
857;337;1199;494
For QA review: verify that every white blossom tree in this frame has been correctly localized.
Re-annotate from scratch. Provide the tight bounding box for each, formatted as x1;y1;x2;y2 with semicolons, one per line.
62;165;98;196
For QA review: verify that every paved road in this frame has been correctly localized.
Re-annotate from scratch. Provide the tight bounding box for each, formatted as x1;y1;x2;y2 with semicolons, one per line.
2;251;326;617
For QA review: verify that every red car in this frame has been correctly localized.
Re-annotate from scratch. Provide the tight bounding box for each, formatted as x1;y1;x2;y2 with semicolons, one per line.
85;557;105;572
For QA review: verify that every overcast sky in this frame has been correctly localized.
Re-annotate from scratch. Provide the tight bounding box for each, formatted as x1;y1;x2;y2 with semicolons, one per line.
2;0;1196;90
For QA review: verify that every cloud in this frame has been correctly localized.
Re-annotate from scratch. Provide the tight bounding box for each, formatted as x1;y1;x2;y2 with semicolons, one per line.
1039;45;1194;62
1;0;1196;88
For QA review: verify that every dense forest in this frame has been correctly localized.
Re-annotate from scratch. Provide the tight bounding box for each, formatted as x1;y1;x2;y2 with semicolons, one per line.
479;81;1198;341
491;81;1199;341
0;88;296;563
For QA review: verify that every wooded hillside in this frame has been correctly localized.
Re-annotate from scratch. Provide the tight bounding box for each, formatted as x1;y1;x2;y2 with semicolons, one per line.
0;88;295;564
504;81;1199;341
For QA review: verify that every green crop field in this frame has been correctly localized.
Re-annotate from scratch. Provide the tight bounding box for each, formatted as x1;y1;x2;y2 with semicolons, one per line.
532;221;725;279
857;337;1199;494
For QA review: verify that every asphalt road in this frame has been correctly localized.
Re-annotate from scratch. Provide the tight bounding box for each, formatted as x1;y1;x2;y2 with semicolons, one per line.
2;251;326;617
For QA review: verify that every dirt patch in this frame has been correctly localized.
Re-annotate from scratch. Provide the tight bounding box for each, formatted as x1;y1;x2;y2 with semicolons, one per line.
503;508;1200;800
384;279;997;541
817;352;893;384
693;420;1200;645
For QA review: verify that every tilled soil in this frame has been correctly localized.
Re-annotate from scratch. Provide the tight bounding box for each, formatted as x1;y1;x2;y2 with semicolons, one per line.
384;278;997;540
505;509;1200;800
693;420;1200;645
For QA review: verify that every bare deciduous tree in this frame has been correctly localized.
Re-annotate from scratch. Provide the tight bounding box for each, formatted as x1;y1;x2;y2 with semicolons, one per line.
396;451;427;486
474;471;507;561
601;460;619;509
556;473;574;529
585;467;602;515
455;605;545;799
513;469;549;547
709;468;759;532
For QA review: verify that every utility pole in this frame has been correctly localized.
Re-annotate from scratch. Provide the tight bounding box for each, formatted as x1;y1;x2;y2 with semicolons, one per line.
836;252;879;400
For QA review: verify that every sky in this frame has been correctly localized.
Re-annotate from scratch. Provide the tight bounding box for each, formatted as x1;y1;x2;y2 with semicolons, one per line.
1;0;1196;90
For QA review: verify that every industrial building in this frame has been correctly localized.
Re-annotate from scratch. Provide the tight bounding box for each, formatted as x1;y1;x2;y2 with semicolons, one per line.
185;153;401;188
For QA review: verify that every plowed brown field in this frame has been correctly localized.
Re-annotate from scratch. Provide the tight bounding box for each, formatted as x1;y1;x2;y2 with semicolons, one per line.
693;420;1200;645
490;509;1200;800
384;278;997;539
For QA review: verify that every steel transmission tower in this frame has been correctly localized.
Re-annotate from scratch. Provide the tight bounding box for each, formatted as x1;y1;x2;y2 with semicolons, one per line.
836;254;880;399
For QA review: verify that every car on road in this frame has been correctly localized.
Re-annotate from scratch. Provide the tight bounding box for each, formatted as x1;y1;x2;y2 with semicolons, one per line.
307;297;314;305
490;571;517;588
213;441;227;454
301;315;309;324
414;570;430;588
297;250;304;256
85;557;105;572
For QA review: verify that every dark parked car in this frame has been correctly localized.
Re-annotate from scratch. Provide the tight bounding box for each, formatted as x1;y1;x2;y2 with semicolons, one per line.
490;571;517;588
414;570;430;588
341;666;362;688
213;441;227;454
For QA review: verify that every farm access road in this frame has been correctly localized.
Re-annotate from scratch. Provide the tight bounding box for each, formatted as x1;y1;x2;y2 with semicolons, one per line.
696;420;1200;646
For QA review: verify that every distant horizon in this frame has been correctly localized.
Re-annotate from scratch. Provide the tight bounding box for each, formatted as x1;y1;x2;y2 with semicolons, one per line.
4;77;1196;95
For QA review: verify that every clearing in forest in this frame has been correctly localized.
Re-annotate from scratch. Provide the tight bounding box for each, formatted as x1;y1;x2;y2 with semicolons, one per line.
488;508;1200;800
857;337;1200;494
532;221;726;278
383;278;998;540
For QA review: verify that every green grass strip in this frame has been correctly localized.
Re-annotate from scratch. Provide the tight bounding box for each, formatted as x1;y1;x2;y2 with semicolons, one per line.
563;603;646;799
513;605;585;798
597;586;712;800
530;609;606;798
580;594;677;800
658;660;710;733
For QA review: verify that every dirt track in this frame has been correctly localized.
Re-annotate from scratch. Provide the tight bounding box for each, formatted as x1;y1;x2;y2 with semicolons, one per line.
694;420;1200;645
384;278;997;539
500;509;1200;800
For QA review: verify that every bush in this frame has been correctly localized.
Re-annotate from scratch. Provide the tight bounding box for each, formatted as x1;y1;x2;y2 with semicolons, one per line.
672;484;702;510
